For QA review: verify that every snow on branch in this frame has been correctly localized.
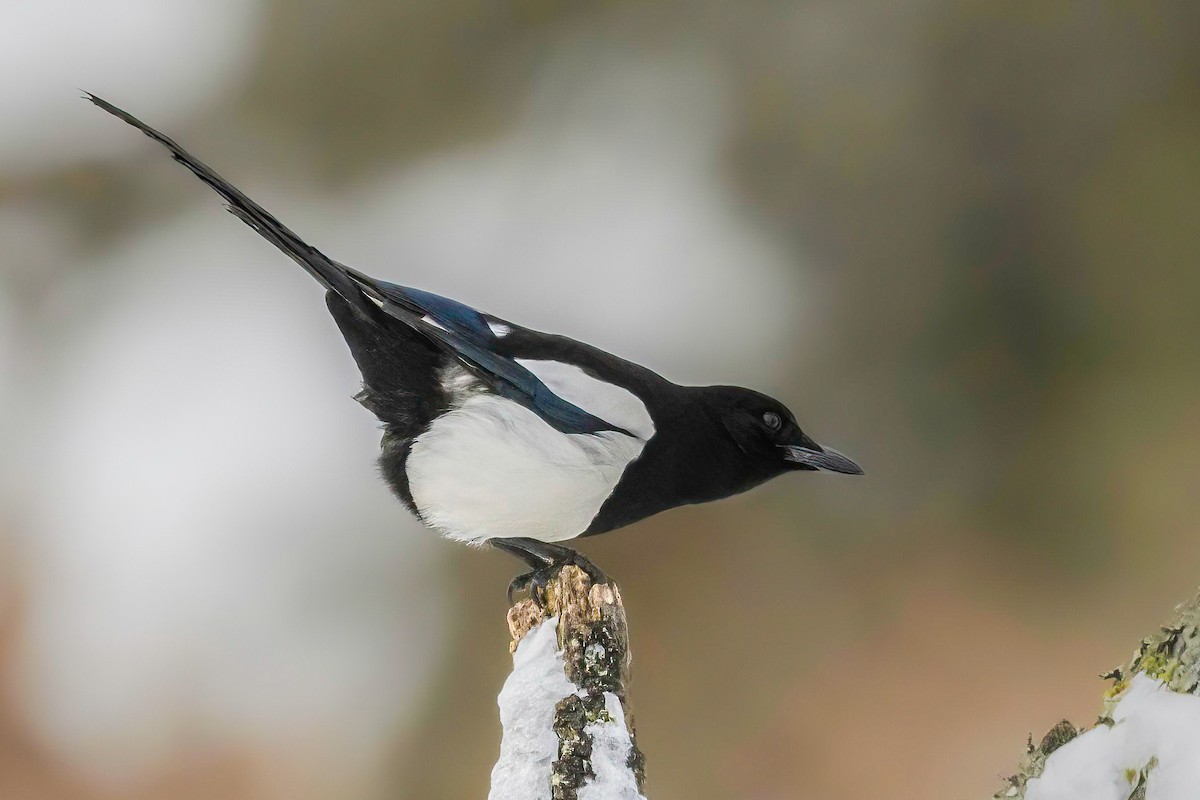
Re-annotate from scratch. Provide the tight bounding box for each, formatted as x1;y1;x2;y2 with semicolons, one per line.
488;566;647;800
996;587;1200;800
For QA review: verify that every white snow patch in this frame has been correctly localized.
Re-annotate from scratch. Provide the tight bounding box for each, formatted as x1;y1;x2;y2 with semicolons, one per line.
1026;674;1200;800
489;618;577;800
579;691;646;800
489;618;647;800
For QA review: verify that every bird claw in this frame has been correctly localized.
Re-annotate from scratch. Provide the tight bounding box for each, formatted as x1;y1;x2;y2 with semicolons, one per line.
507;569;550;607
506;573;526;607
492;537;610;607
565;551;609;586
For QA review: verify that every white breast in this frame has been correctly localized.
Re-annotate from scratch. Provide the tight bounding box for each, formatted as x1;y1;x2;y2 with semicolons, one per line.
405;363;654;544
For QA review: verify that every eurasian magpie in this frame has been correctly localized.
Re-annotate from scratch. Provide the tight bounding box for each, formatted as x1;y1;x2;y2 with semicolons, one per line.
88;95;863;592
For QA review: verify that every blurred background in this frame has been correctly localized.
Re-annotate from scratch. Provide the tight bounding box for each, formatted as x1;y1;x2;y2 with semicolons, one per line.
2;1;1199;798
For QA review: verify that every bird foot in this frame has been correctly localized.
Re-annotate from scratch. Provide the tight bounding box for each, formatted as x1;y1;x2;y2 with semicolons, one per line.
491;538;611;607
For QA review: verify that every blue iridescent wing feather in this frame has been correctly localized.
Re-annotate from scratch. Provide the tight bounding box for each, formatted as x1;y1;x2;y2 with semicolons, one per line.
368;282;629;436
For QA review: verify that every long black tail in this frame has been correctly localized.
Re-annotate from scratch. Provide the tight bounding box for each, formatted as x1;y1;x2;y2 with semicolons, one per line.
87;93;380;321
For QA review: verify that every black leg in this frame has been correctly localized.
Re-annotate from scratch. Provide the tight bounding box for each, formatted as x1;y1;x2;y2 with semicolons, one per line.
503;538;611;585
489;537;611;605
491;538;555;571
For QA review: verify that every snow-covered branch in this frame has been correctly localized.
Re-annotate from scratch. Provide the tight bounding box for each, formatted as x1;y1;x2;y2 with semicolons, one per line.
489;566;647;800
996;587;1200;800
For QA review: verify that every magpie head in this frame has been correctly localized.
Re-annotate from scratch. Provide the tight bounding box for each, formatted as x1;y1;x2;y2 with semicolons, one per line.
707;387;864;477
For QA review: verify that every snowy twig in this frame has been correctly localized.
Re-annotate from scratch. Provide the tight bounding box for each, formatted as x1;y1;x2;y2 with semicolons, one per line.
996;587;1200;800
488;566;647;800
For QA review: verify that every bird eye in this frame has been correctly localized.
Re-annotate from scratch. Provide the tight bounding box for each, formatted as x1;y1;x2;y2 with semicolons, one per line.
762;411;782;431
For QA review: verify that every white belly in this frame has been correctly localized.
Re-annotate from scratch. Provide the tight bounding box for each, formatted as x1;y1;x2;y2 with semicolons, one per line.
406;394;646;544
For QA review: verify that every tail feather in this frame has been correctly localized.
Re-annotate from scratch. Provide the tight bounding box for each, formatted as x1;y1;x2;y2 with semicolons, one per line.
86;93;379;321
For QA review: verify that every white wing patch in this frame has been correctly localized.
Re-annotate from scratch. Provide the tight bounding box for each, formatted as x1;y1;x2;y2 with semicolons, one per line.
419;314;448;332
405;363;652;544
516;359;656;441
487;320;511;337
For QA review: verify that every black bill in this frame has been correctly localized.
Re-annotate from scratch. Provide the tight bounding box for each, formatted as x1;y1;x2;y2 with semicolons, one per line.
781;445;864;475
